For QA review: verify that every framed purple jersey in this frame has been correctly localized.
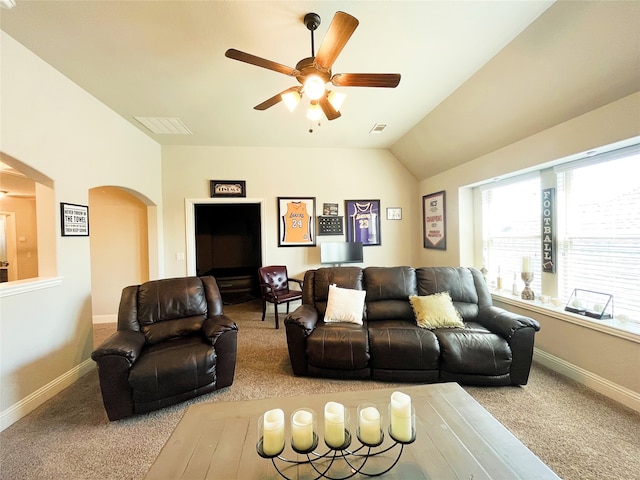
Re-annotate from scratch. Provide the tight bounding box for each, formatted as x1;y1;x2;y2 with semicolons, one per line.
345;200;381;246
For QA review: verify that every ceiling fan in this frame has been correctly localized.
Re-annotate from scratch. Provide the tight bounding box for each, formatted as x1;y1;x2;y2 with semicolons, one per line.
225;11;401;122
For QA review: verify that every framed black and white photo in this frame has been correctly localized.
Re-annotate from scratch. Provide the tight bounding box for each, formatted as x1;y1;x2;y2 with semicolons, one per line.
345;200;381;246
60;203;89;237
278;197;316;247
423;191;446;250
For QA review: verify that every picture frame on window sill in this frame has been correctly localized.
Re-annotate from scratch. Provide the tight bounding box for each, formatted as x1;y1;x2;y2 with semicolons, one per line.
278;197;316;247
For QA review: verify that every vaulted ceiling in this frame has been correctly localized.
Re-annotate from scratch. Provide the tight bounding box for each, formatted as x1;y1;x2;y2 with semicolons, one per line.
1;1;638;181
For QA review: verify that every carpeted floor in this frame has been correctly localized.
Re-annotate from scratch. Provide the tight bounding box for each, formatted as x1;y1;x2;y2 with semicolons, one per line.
1;299;639;480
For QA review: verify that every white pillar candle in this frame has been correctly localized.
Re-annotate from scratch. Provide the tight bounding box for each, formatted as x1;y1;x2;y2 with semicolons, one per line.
291;409;314;451
390;391;412;442
324;401;345;448
521;256;532;273
262;408;285;456
358;406;381;445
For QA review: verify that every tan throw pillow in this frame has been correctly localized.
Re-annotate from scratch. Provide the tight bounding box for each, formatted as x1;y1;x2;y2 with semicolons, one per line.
409;292;464;329
324;284;366;325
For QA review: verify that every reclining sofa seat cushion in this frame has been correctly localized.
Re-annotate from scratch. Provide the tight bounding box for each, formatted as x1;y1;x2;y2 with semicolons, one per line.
303;267;370;378
416;267;512;384
364;267;440;382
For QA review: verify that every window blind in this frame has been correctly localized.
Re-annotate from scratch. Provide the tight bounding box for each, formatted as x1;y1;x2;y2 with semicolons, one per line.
481;175;541;293
556;149;640;319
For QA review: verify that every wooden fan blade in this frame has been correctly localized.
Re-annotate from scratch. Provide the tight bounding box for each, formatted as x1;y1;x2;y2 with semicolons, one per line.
254;87;299;110
314;12;359;70
225;49;298;76
331;73;401;88
318;95;341;121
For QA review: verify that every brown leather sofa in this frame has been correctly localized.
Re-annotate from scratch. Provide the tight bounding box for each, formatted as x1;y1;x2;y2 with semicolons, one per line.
284;266;540;386
91;276;238;420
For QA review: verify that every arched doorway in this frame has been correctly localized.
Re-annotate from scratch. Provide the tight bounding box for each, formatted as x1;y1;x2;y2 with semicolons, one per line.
88;186;151;323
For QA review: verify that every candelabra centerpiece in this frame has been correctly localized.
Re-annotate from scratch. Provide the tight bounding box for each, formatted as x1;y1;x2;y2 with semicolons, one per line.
256;391;416;479
520;256;535;301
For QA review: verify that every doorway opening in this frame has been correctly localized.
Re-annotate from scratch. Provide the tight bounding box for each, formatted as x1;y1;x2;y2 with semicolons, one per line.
194;202;263;303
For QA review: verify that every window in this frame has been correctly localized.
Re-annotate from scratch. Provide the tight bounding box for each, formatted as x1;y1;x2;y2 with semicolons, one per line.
480;175;541;294
477;142;640;328
555;145;640;320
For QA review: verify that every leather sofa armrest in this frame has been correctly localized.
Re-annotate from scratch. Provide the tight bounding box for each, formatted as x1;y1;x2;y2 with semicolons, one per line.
284;305;319;377
284;304;319;335
478;305;541;385
91;330;145;365
202;314;239;345
202;314;238;389
478;306;540;340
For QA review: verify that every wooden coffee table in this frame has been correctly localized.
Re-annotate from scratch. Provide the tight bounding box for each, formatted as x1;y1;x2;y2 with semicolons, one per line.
144;383;559;479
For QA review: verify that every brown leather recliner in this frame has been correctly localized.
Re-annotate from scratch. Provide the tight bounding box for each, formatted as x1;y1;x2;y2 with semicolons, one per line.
91;276;238;421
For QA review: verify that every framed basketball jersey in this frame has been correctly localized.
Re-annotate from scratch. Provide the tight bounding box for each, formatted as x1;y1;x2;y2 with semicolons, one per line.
345;199;381;246
278;197;316;246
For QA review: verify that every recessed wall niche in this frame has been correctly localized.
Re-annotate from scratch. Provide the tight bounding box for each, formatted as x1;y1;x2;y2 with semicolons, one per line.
194;202;262;303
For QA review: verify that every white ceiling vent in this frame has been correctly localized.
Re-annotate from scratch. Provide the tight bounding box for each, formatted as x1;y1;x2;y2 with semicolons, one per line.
134;116;192;135
369;123;387;134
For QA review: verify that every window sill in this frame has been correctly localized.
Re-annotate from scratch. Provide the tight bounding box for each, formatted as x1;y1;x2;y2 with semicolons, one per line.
0;276;64;298
491;290;640;344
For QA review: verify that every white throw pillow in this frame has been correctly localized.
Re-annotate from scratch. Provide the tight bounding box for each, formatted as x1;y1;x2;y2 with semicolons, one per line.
324;284;366;325
409;292;464;329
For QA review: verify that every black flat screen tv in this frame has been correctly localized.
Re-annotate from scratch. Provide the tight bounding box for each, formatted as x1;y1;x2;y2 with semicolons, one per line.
320;242;364;265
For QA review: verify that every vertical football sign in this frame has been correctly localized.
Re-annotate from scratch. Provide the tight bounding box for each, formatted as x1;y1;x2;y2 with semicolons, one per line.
541;188;555;273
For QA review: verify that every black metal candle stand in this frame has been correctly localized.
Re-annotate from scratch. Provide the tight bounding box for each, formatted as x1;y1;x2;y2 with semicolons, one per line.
257;427;416;479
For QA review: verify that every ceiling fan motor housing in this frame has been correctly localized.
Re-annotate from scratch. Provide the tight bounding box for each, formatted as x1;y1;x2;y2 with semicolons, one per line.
304;13;321;31
295;57;331;85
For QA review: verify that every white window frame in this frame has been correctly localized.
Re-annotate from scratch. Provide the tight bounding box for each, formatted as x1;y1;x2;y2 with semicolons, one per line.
474;140;640;338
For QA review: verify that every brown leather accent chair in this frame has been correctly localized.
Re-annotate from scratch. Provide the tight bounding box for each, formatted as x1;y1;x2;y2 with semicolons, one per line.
91;276;238;421
258;265;303;329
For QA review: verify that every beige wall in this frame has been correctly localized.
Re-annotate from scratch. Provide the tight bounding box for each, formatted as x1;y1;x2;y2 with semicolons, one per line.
417;91;640;398
161;146;419;280
0;32;162;427
89;187;150;318
0;196;38;279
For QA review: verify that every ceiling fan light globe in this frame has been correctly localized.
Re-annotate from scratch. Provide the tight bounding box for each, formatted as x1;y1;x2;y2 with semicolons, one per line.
304;75;326;100
281;91;301;112
306;103;323;121
328;91;346;111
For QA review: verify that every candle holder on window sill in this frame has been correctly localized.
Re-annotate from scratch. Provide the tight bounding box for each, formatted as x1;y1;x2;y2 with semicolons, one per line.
521;272;535;300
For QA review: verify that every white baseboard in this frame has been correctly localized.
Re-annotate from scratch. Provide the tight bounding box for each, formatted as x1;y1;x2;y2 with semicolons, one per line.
534;348;640;413
93;314;117;324
0;358;95;431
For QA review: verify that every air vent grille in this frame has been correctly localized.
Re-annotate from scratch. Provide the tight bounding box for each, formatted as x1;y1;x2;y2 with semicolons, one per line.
369;123;387;134
134;117;192;135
